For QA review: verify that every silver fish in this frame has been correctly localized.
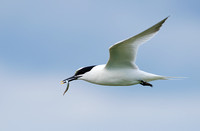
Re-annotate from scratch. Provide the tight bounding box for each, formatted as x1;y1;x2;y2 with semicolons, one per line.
63;81;70;95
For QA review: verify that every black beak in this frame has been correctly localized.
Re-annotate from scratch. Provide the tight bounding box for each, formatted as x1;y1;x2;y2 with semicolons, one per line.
61;75;80;84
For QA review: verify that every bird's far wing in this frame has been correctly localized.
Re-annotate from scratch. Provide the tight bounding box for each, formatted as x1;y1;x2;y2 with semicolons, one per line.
105;17;168;69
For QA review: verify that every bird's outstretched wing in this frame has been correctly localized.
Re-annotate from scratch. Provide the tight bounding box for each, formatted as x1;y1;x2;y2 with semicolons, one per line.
105;17;168;69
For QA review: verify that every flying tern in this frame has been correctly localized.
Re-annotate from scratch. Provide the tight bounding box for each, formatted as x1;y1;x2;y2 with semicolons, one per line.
62;17;171;95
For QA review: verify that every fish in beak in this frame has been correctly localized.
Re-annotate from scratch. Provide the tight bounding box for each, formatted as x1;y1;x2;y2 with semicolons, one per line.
61;76;80;95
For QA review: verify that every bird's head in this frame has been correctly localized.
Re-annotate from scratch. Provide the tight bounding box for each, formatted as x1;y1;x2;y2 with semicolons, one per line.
61;65;96;95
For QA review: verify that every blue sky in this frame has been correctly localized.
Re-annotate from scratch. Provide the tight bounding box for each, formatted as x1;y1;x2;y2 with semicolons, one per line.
0;0;200;131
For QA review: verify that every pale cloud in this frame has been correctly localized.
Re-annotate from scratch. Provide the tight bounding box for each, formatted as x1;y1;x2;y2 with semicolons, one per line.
1;70;199;131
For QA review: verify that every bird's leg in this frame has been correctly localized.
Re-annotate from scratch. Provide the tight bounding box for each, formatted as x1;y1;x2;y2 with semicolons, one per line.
139;80;153;87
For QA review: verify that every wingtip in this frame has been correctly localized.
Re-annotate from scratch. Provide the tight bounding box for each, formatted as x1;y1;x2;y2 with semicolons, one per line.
166;15;170;19
164;16;170;21
160;16;170;24
160;16;169;24
150;16;168;32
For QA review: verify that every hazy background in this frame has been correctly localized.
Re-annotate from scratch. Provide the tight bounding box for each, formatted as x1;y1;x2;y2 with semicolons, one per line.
0;0;200;131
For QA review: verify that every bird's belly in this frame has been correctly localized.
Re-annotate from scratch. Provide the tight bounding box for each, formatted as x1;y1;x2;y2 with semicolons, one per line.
86;74;140;86
89;79;139;86
82;67;149;86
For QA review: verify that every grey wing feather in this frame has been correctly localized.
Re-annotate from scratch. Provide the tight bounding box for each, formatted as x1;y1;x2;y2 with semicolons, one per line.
105;17;168;69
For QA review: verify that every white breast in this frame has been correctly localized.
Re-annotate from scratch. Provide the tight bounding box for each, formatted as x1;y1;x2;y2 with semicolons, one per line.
80;64;161;86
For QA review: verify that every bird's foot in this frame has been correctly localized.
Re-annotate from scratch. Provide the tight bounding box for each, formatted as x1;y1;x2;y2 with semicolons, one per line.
139;80;153;87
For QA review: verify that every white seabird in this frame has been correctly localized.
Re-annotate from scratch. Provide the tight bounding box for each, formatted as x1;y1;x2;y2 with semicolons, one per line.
62;17;170;95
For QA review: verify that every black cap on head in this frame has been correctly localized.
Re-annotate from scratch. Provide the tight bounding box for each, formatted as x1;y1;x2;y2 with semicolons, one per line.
75;65;96;76
61;65;96;84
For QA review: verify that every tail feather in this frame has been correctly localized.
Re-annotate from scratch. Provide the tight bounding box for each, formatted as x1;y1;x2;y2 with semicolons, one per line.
161;76;187;80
